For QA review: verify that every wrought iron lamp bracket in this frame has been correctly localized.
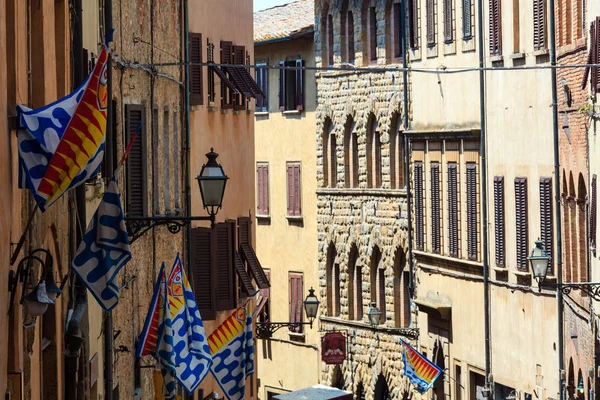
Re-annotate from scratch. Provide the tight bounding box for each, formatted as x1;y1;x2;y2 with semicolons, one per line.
256;321;313;339
540;282;600;301
124;215;215;243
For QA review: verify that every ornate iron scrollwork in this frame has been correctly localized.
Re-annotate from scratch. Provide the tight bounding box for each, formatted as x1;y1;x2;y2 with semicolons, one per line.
124;215;214;244
255;322;307;339
541;282;600;302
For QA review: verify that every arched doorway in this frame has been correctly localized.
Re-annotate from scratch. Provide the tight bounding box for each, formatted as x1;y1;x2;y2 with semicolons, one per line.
355;382;366;400
374;374;391;400
331;365;344;390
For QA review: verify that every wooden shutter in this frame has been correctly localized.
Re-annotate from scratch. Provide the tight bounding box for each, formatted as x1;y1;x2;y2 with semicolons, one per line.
295;59;304;111
591;175;597;253
467;163;478;261
489;0;502;55
595;18;600;93
278;61;286;111
255;64;268;111
409;0;419;49
444;0;453;43
220;41;234;109
515;177;528;271
293;164;301;216
540;177;553;274
232;45;246;110
463;0;472;39
125;104;147;217
448;163;459;257
414;162;425;250
431;163;441;253
216;222;236;311
494;176;505;267
287;165;294;215
191;227;216;320
289;274;304;332
533;0;546;50
235;252;255;294
238;217;270;289
189;33;203;106
257;164;269;215
427;0;436;46
582;21;594;90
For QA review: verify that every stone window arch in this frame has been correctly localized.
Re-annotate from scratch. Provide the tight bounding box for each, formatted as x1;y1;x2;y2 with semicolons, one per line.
326;243;340;316
370;246;385;323
577;173;587;285
367;115;382;188
389;112;405;189
344;116;359;188
393;247;410;327
322;118;333;188
348;244;359;320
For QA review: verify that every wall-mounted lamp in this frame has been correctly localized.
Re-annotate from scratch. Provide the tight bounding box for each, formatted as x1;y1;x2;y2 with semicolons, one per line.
366;301;382;327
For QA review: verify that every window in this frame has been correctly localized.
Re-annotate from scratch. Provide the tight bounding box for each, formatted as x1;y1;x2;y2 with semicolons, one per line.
370;247;384;324
431;163;441;253
515;177;528;271
125;104;148;217
374;131;382;188
330;132;338;188
392;2;403;59
219;42;264;110
207;39;216;103
512;0;520;52
489;0;502;56
389;120;405;189
163;109;171;213
173;113;181;210
455;365;462;400
426;0;436;47
344;117;359;188
591;175;597;254
415;162;425;250
322;119;332;187
287;163;301;216
463;0;473;39
189;32;203;106
255;63;268;112
348;245;358;320
540;177;553;274
443;0;453;43
466;163;478;261
533;0;547;50
409;0;420;49
328;14;334;65
366;116;381;188
369;6;378;61
355;264;364;320
257;163;269;216
494;176;505;267
448;163;459;257
152;107;160;214
278;58;305;111
334;263;341;316
325;243;337;317
393;248;409;327
347;11;356;63
289;273;304;333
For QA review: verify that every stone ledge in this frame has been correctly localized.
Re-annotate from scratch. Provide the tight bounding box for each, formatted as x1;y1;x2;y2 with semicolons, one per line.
316;188;407;197
320;316;419;341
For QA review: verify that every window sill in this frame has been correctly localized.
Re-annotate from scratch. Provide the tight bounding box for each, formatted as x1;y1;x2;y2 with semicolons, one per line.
489;55;503;62
413;249;484;269
513;269;530;277
285;215;303;221
254;111;269;116
533;49;549;57
509;52;525;60
282;110;301;115
316;187;407;197
256;214;271;220
287;332;306;341
208;103;219;112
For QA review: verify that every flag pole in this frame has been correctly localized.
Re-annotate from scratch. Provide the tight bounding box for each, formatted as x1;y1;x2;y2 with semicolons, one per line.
10;202;39;265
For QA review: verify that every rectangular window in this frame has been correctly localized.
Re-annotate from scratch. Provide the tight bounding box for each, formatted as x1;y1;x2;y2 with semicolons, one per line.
455;364;462;400
540;177;553;274
463;0;473;39
443;0;453;43
173;113;181;210
125;104;148;217
515;177;528;271
207;39;216;103
494;176;505;267
466;163;478;261
415;162;425;250
512;0;520;52
255;63;268;112
289;273;304;333
328;14;334;65
256;163;269;216
152;107;160;215
189;32;203;106
347;11;356;63
393;2;403;58
591;174;597;254
409;0;420;49
163;109;171;213
426;0;436;46
533;0;547;50
489;0;502;56
369;6;377;61
448;163;459;257
287;163;302;216
278;59;305;111
431;162;441;253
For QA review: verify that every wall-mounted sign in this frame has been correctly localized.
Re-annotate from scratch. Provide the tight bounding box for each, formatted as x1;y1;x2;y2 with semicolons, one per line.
321;332;346;365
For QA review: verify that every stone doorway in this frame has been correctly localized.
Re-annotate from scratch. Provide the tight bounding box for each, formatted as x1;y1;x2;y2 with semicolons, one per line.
374;374;391;400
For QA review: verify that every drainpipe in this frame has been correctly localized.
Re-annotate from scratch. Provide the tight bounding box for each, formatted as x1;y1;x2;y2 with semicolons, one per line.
548;0;565;398
183;0;192;294
476;0;492;389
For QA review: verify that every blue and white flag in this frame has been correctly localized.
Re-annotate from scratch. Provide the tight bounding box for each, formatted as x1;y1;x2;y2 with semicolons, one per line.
157;255;213;394
70;178;132;311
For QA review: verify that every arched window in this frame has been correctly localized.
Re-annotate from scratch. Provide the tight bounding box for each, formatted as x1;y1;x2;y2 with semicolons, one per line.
330;128;338;188
569;172;578;282
370;246;385;323
322;119;332;188
344;116;358;188
362;0;377;65
356;262;364;320
577;370;584;400
389;113;405;189
567;358;575;399
563;172;572;282
325;243;338;316
347;10;355;64
328;14;334;65
393;248;410;327
348;245;358;320
578;173;587;285
374;375;391;400
367;115;382;188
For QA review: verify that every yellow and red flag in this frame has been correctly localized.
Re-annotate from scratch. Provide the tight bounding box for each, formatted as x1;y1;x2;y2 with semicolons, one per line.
402;341;443;393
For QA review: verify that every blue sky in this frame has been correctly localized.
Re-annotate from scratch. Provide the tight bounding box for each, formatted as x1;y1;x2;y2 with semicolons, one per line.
254;0;293;12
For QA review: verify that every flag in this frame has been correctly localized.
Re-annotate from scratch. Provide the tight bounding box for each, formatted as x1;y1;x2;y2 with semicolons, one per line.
136;263;167;358
208;295;257;400
70;178;132;311
17;31;113;211
401;341;442;393
157;255;213;394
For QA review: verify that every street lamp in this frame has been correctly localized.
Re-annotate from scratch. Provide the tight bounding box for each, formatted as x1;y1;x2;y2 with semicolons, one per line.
125;148;229;242
366;301;382;327
256;287;321;339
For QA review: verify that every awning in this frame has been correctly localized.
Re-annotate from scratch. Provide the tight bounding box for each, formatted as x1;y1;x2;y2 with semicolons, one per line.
274;385;352;400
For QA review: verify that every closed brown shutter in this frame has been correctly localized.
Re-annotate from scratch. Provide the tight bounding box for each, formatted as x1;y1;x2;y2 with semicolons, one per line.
257;165;263;215
467;163;478;261
409;0;419;49
293;164;301;215
515;177;528;271
289;274;304;332
431;163;441;253
125;104;148;217
257;164;269;215
189;33;203;106
591;175;597;254
582;21;595;90
192;227;216;320
278;61;286;111
540;177;553;274
489;0;502;55
444;0;453;43
595;18;600;93
215;222;236;311
295;59;304;110
287;165;294;215
533;0;546;50
448;163;459;257
427;0;436;46
415;162;425;250
463;0;472;39
238;217;270;289
494;176;505;267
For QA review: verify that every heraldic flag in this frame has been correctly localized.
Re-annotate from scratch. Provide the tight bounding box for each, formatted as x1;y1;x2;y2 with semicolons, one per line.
136;263;167;358
17;31;113;211
156;255;213;395
70;178;132;311
208;295;257;400
402;340;442;393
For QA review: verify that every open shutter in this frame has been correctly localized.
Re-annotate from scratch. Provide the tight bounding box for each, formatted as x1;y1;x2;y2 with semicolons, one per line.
427;0;436;46
448;163;459;257
216;222;236;311
125;104;147;217
515;178;528;271
232;45;246;109
431;163;441;253
289;274;304;333
591;175;597;254
189;33;203;106
220;41;234;109
414;162;424;250
235;252;255;294
540;177;553;274
444;0;453;43
409;0;419;49
467;163;478;261
295;59;304;111
278;61;286;111
192;227;216;320
239;217;270;289
489;0;502;55
494;176;505;267
463;0;472;39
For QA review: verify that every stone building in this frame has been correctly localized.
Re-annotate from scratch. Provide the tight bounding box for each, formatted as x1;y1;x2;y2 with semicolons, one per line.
253;1;321;398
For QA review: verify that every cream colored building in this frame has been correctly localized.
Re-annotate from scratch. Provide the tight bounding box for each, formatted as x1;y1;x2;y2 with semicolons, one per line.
253;1;320;398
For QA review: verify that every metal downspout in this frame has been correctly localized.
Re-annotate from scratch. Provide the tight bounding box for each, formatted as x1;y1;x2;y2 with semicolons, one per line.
183;0;192;298
476;0;492;388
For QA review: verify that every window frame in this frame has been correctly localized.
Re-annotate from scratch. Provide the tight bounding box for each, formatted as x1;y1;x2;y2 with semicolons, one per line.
289;273;304;333
255;61;269;112
286;162;302;217
278;58;305;112
125;103;148;217
256;162;270;217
